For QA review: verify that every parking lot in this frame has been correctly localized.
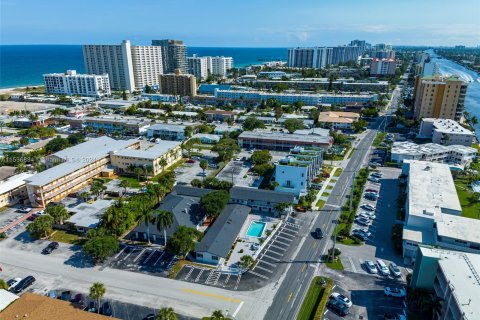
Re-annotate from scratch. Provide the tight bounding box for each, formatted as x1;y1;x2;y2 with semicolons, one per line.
176;215;305;291
107;244;178;276
216;159;252;186
174;159;215;184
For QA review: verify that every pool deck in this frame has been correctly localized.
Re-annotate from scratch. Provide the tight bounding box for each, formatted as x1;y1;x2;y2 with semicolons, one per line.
221;214;279;272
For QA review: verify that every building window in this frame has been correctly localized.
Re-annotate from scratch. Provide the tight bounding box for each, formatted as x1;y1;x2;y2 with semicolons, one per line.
212;255;219;261
197;253;203;258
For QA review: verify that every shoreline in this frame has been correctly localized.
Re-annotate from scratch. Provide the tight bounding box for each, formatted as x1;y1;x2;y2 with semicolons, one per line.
0;85;43;94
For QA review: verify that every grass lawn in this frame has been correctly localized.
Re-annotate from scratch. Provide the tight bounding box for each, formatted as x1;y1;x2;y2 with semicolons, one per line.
322;166;333;175
325;185;333;190
193;144;213;150
321;191;330;197
316;199;326;210
373;132;386;147
339;236;363;246
208;161;226;178
333;168;343;177
297;276;328;320
49;230;84;245
455;179;480;219
347;148;355;159
325;259;344;271
118;175;142;188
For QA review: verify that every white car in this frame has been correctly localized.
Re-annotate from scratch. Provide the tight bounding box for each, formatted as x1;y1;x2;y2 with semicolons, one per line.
389;262;402;278
355;217;371;226
384;287;406;298
356;213;373;221
353;228;371;237
364;260;377;274
376;259;389;276
330;292;352;308
360;211;376;219
361;203;376;211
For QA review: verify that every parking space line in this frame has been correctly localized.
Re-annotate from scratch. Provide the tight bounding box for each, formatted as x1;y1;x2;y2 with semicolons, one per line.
272;239;290;247
114;246;128;259
234;274;242;290
265;250;283;257
262;253;280;261
122;248;136;261
184;266;194;280
195;268;205;282
152;251;165;266
224;273;231;285
248;270;269;280
253;265;274;274
133;248;147;263
269;244;287;251
348;257;357;272
257;260;276;267
279;231;296;238
275;234;293;242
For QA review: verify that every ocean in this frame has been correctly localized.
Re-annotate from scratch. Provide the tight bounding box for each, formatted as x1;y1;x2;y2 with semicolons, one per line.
0;45;287;89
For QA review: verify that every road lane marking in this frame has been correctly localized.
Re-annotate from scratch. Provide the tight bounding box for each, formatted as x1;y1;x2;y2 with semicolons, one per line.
181;288;242;303
232;301;244;318
312;242;318;248
288;292;293;302
301;263;307;272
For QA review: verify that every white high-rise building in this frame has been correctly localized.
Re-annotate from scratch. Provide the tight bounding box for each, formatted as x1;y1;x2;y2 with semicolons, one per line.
83;40;163;92
43;70;111;98
207;56;233;77
287;47;332;68
187;55;209;80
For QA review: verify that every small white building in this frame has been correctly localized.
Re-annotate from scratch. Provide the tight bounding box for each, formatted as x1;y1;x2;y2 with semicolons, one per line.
43;70;110;98
418;118;475;146
146;123;188;141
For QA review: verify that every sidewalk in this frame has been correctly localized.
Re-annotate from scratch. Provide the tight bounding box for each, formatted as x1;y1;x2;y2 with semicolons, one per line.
311;166;338;211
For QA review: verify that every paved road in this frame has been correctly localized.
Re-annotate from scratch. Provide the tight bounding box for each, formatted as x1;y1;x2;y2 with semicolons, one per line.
264;116;389;320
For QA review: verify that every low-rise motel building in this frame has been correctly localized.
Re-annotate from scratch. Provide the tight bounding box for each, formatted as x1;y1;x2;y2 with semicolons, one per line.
25;136;139;207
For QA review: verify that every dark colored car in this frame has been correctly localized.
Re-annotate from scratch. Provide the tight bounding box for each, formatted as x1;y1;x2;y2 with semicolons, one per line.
327;299;349;316
143;315;155;320
87;301;97;313
13;276;36;293
101;301;113;316
314;228;324;239
42;242;59;254
364;193;378;201
72;293;84;303
60;290;72;301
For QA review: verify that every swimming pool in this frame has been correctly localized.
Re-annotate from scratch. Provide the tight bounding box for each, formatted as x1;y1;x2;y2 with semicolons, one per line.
246;221;266;238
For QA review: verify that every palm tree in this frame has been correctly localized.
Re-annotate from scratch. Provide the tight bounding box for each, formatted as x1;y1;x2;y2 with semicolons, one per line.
147;184;167;203
159;158;168;173
210;310;226;320
144;165;153;184
138;207;156;244
119;180;129;197
156;307;177;320
79;191;90;202
133;166;144;182
89;282;106;314
155;210;174;246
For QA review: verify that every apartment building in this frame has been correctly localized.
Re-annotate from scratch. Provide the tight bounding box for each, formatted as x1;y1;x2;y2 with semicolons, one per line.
140;93;178;103
257;71;287;79
287;47;332;68
146;123;189;141
254;79;389;92
0;172;34;208
110;140;182;176
401;161;480;264
152;39;188;74
369;58;396;76
413;75;468;121
207;56;233;77
187;55;208;80
418;118;475;146
204;110;236;122
391;142;477;166
229;186;296;217
411;247;480;320
239;131;332;151
330;46;362;65
318;111;360;129
415;54;439;77
67;116;152;135
274;147;323;196
25;137;140;207
349;39;368;52
43;70;110;98
83;40;163;92
159;70;197;97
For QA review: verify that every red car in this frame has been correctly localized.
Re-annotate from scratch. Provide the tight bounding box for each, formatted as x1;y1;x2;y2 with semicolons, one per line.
186;159;195;164
365;189;378;194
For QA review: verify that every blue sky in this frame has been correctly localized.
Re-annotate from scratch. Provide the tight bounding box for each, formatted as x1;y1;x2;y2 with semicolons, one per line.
1;0;479;46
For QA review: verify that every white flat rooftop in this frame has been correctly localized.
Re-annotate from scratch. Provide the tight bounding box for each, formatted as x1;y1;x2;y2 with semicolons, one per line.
436;214;480;244
113;140;181;160
0;172;34;195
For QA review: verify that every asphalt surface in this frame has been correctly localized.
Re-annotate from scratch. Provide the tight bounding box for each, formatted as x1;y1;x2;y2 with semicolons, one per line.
264;116;390;320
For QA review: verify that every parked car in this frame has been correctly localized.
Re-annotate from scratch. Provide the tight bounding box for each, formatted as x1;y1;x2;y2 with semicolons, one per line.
314;227;324;239
72;293;84;303
326;299;349;316
389;262;402;278
17;207;31;213
60;290;72;301
12;276;36;293
361;211;376;219
371;172;383;178
101;301;113;316
364;260;378;274
143;315;156;320
376;260;390;276
356;213;372;221
235;157;242;161
368;177;381;183
351;231;368;241
87;301;97;313
361;203;376;211
185;159;195;164
42;242;59;255
330;292;352;308
355;217;371;226
365;188;378;194
364;193;378;201
353;228;371;238
369;162;382;167
7;278;22;291
384;287;406;298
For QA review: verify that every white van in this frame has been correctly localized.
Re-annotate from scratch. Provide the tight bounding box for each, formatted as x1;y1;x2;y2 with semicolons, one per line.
376;259;389;276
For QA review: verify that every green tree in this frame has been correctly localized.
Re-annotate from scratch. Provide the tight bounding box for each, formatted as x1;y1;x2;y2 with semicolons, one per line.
212;138;240;162
79;191;90;202
67;132;86;145
242;116;266;131
199;160;208;178
119;180;129;197
146;183;166;203
155;210;174;246
45;136;70;154
210;310;228;320
133;166;144;181
156;307;177;320
239;255;255;271
251;150;272;165
184;126;194;138
27;215;54;238
159;158;168;172
89;282;106;314
274;106;283;120
83;235;119;261
90;180;106;199
352;119;368;132
191;179;202;188
45;204;70;224
139;207;156;244
122;90;128;100
200;190;230;218
165;226;202;257
0;279;8;290
19;137;29;145
283;118;305;133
